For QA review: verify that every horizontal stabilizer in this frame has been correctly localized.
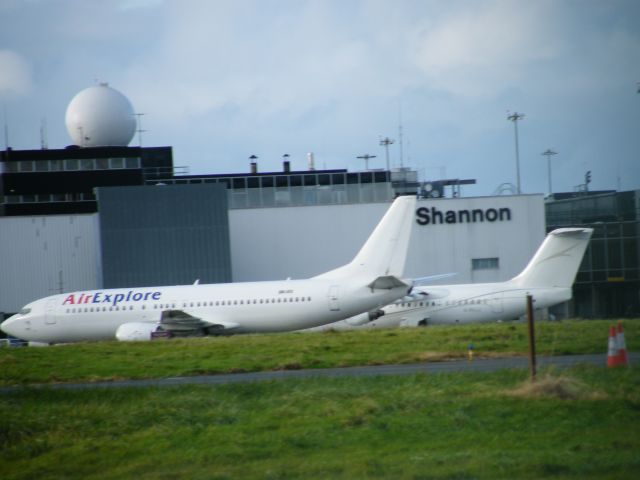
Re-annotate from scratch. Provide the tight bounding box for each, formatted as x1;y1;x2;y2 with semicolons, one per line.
412;272;457;286
367;275;409;291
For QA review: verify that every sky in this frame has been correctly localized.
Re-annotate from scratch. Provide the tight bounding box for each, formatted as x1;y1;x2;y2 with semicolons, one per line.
1;0;639;196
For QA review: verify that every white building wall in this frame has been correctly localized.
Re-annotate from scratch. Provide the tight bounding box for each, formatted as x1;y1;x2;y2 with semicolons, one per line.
0;214;100;313
408;195;545;284
229;194;545;284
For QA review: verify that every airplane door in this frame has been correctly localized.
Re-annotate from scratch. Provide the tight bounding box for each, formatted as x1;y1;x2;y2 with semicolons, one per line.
45;298;57;325
327;285;340;311
491;293;503;314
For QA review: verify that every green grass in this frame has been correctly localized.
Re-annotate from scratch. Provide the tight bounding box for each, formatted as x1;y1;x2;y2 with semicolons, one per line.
0;319;638;386
1;366;639;479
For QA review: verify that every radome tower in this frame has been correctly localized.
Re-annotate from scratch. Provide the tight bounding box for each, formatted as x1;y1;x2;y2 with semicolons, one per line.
65;83;136;147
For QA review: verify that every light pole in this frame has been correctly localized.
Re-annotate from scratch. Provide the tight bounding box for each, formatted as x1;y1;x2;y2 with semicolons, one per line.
357;154;376;170
379;137;395;171
541;149;557;196
507;112;525;194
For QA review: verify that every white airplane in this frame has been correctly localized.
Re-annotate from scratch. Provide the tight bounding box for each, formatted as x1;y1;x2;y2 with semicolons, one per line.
1;196;417;343
312;227;593;330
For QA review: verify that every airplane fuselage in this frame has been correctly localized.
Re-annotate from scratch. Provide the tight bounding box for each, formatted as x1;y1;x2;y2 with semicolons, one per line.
4;277;408;343
334;283;572;330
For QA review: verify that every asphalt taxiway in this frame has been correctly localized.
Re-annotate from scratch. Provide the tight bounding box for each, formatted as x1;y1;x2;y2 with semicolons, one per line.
2;352;636;393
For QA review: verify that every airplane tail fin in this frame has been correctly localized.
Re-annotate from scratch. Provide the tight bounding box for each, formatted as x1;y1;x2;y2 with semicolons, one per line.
315;195;416;280
511;228;593;288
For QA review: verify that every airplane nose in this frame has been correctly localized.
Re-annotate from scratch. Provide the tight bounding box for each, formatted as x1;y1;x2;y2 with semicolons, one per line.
1;315;24;339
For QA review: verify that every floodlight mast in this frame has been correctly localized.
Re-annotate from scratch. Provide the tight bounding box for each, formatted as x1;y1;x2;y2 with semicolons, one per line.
357;154;376;170
507;111;525;194
541;149;558;195
379;137;395;171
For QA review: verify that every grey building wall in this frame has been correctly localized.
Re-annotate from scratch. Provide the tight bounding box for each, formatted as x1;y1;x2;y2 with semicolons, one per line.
96;184;231;288
546;190;640;318
0;214;100;314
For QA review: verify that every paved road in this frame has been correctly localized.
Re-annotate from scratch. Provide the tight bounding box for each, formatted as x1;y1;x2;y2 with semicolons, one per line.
2;352;636;393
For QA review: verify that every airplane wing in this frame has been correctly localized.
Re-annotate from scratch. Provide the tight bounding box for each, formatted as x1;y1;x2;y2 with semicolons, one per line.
411;272;457;286
160;309;240;334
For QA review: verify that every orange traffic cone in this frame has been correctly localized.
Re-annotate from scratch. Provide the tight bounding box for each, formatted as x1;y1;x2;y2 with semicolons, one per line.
616;321;629;367
607;325;620;367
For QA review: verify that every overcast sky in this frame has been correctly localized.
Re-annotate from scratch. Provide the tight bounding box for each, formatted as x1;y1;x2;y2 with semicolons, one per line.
1;0;639;196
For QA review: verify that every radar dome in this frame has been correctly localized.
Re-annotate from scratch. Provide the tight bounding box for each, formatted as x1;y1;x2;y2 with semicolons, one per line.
65;83;136;147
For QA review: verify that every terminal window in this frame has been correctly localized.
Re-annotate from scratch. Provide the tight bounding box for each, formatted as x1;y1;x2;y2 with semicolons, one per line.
472;257;499;270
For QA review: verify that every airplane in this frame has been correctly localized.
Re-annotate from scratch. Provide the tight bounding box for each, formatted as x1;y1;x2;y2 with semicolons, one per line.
310;227;593;331
0;195;417;343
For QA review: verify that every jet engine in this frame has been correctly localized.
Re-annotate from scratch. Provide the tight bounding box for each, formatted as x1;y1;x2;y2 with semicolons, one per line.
115;322;161;341
345;309;385;326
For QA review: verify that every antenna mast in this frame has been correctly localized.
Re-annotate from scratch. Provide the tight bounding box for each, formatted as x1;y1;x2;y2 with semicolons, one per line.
398;101;404;168
3;105;9;149
135;113;146;147
40;118;48;149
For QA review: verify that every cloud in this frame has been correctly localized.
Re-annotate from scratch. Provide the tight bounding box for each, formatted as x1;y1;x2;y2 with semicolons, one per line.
0;50;33;96
412;1;561;98
118;0;164;11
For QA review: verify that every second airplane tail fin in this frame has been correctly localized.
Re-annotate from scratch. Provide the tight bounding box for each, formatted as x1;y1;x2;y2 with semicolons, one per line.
315;195;416;280
511;228;593;289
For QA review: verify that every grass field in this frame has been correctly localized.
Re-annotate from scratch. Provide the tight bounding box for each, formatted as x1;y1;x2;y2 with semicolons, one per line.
1;319;638;479
0;319;638;386
1;367;639;479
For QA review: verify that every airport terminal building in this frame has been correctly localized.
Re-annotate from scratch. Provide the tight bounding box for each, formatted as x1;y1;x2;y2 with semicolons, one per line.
1;145;638;321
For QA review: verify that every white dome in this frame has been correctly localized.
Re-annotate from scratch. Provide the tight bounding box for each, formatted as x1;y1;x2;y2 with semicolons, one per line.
65;83;136;147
